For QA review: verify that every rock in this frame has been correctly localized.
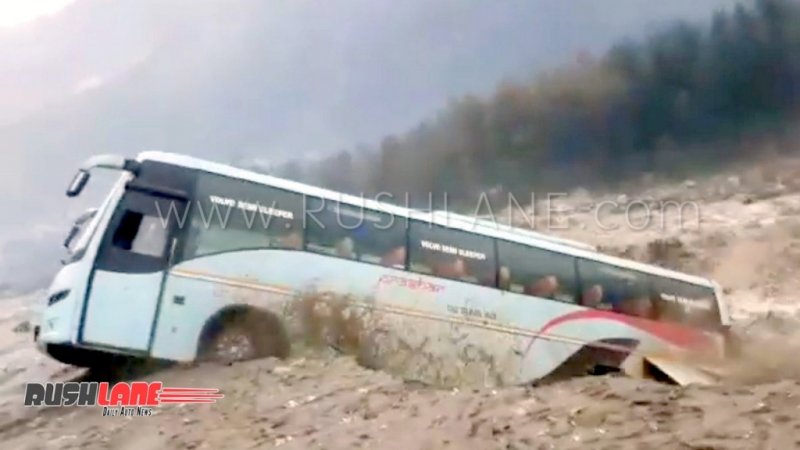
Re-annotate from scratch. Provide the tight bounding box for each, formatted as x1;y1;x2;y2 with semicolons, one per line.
744;220;762;229
570;405;612;428
12;321;31;333
683;179;696;188
740;196;755;205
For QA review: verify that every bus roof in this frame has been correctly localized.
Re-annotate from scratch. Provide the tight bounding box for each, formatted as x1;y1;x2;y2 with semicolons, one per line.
136;151;716;288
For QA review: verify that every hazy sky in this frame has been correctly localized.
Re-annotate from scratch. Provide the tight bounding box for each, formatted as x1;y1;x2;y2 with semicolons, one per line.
0;0;743;290
0;0;744;127
0;0;76;28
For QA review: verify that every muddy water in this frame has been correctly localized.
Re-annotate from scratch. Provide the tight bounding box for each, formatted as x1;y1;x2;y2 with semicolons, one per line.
286;292;522;389
2;291;800;449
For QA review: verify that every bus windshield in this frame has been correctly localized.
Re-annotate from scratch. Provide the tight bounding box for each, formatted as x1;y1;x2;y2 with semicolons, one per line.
62;173;129;262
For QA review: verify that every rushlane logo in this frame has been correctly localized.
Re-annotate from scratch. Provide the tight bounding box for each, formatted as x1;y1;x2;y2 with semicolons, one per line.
24;382;224;417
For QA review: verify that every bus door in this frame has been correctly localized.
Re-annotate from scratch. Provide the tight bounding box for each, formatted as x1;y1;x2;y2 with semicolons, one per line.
79;188;187;354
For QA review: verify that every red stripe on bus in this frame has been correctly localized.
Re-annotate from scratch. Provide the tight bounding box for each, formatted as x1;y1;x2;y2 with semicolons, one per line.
534;309;711;349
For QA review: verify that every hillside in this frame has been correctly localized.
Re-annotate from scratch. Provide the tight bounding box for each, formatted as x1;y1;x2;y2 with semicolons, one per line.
281;0;800;210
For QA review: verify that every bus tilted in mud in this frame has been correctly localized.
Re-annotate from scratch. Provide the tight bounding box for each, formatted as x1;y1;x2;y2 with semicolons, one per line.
36;151;731;385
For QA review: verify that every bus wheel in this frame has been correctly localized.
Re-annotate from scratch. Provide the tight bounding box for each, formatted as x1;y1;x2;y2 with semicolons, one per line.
198;309;290;364
209;324;258;362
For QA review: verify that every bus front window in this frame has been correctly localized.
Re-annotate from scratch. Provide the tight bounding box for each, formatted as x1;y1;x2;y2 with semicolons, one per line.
111;211;168;258
61;172;129;264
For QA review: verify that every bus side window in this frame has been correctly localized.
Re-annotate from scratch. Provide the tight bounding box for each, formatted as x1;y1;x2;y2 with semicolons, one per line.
305;199;405;267
304;202;357;259
577;260;654;318
408;221;496;286
496;240;577;303
651;277;719;327
183;173;305;260
354;214;406;268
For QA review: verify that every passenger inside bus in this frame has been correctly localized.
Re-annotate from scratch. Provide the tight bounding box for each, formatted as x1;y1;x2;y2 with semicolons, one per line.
432;257;467;279
279;230;303;249
581;284;604;308
616;296;657;319
335;236;356;259
381;246;406;268
498;266;511;290
525;275;559;298
580;283;658;319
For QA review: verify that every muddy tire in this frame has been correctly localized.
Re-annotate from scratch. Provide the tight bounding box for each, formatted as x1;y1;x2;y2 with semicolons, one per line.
198;310;290;364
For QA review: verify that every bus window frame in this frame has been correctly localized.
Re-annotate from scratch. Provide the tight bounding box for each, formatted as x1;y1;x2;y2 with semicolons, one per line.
494;237;580;304
181;172;307;261
95;189;188;274
302;197;407;267
575;257;656;315
648;274;721;327
406;219;498;288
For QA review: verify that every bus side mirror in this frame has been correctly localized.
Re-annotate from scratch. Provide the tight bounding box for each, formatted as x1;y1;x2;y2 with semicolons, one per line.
66;169;90;197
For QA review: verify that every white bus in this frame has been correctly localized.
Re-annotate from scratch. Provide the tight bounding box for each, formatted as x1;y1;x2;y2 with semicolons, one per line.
36;151;731;385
